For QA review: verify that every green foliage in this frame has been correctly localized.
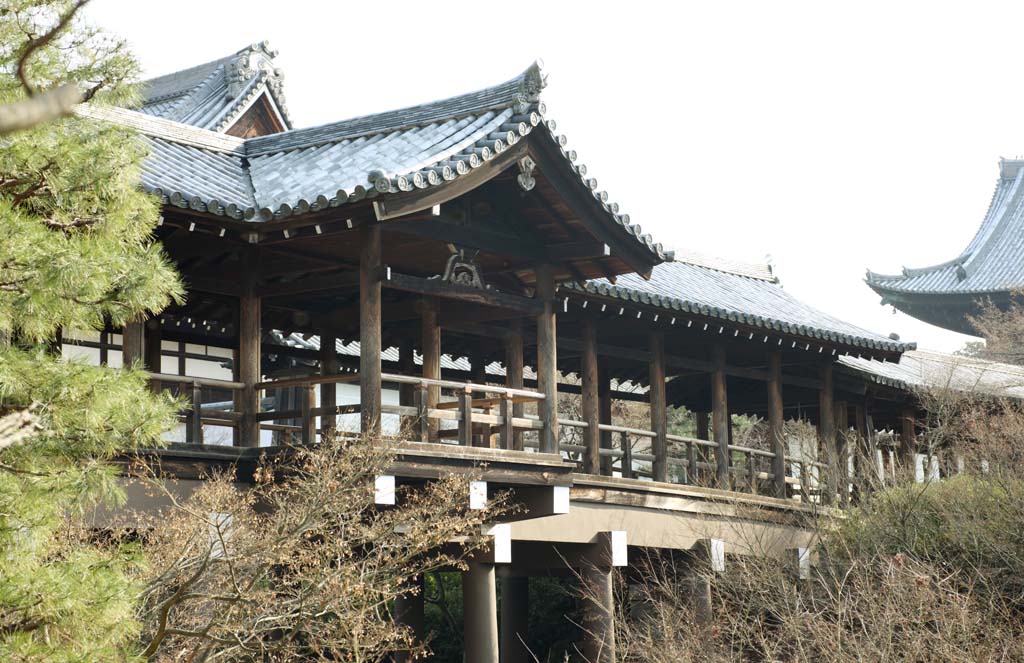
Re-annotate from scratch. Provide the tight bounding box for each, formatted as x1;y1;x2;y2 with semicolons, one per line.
0;2;182;660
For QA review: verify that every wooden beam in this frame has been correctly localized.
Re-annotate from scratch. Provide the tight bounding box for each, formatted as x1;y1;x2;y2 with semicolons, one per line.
536;264;559;453
649;332;668;483
360;223;383;435
767;351;787;499
383;270;543;314
711;344;730;490
259;271;359;298
581;317;600;474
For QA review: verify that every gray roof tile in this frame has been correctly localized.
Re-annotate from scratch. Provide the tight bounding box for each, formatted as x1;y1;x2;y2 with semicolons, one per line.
838;349;1024;399
867;158;1024;296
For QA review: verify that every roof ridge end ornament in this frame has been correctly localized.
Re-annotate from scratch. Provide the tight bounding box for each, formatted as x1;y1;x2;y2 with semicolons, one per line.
513;59;547;114
517;155;537;192
227;40;284;99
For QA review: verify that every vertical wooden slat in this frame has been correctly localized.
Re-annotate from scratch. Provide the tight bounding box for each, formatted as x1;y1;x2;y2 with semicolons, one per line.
499;395;514;451
239;287;261;447
360;223;383;436
505;318;525;451
398;338;416;434
458;385;474;446
620;431;632;479
686;440;698;485
414;383;430;443
301;382;316;445
581;318;601;475
649;332;668;483
746;451;757;494
711;344;730;490
320;333;337;438
535;264;558;454
190;381;203;445
767;351;787;498
420;298;441;443
470;350;490;448
818;363;836;504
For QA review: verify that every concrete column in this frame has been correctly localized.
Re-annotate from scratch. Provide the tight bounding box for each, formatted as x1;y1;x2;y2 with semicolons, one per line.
581;565;615;663
394;575;424;663
463;562;499;663
500;576;530;663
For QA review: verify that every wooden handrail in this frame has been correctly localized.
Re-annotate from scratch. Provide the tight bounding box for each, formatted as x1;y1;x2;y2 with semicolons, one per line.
146;372;245;390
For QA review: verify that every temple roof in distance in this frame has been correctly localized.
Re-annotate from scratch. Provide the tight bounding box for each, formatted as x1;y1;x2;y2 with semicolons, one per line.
572;251;912;355
866;158;1024;299
838;349;1024;400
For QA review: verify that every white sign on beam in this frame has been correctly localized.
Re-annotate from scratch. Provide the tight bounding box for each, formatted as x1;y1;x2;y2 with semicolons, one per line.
552;485;570;514
469;480;488;510
610;530;628;567
375;475;395;506
709;539;726;573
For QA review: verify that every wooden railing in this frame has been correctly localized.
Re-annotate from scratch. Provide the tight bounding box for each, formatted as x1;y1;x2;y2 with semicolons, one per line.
151;370;832;503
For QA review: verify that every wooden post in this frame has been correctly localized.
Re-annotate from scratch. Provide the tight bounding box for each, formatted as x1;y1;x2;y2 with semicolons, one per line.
745;451;757;494
399;338;416;434
470;350;490;447
239;287;261;447
598;366;613;476
505;318;525;451
900;406;917;475
189;381;203;445
499;394;514;451
535;264;558;454
122;319;144;368
835;400;849;506
420;298;441;443
582;318;601;475
853;403;871;501
649;332;668;483
360;223;383;436
458;385;474;446
301;382;316;445
711;344;730;490
320;333;337;437
767;351;787;498
818;363;836;504
144;318;162;392
413;383;430;443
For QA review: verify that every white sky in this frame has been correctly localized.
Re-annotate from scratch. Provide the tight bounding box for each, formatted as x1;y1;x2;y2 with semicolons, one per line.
86;0;1024;353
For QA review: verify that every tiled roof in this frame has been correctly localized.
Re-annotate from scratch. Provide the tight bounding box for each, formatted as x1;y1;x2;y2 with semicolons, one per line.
866;158;1024;297
102;58;672;262
139;41;291;133
573;256;912;354
838;349;1024;399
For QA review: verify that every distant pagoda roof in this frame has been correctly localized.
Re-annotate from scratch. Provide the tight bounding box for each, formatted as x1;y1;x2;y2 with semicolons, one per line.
865;158;1024;334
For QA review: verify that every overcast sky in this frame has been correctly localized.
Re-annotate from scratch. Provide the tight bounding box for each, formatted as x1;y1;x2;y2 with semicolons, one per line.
85;0;1024;353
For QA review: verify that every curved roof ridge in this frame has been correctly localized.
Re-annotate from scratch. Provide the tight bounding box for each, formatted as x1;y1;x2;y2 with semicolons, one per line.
670;248;777;282
245;61;546;156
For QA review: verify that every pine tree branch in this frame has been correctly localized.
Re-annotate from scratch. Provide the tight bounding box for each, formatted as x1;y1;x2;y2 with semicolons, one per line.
0;83;83;136
15;0;92;96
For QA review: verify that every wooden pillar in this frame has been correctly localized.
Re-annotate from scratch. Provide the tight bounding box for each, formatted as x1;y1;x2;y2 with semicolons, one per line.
767;351;787;499
239;288;261;447
359;223;382;436
581;564;615;663
122;319;144;368
399;338;415;435
711;344;730;490
320;333;337;437
900;406;917;474
598;367;613;476
535;264;558;454
419;298;441;443
581;318;601;475
470;349;489;448
834;400;848;506
499;576;530;663
505;319;525;451
394;575;424;663
463;562;499;663
818;363;836;504
144;318;162;393
853;403;872;501
649;332;668;483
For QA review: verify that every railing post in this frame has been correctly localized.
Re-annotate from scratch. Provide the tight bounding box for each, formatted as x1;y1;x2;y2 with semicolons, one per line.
301;382;316;445
414;382;430;443
686;440;698;485
458;385;473;446
189;381;203;445
499;394;514;451
620;431;632;479
320;333;338;438
746;451;756;494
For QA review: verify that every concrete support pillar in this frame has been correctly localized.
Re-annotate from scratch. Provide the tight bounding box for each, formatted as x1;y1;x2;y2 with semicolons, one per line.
500;576;530;663
463;562;499;663
359;223;383;436
581;565;615;663
394;575;424;663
